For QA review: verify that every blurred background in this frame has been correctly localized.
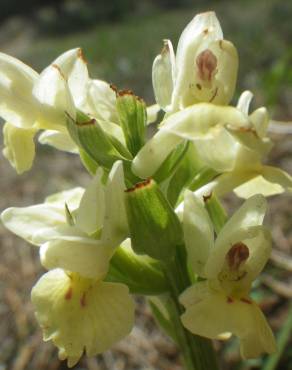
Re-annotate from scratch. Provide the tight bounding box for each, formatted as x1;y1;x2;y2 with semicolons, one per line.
0;0;291;369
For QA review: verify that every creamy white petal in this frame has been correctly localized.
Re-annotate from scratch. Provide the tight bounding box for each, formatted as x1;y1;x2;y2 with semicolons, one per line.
2;122;36;174
146;104;160;124
45;187;84;210
234;175;285;198
183;191;214;276
101;161;128;246
0;52;39;128
161;103;249;141
152;39;175;111
31;270;135;367
38;130;78;153
181;290;276;358
132;129;183;178
51;48;89;107
85;79;118;123
1;204;65;246
75;169;105;235
40;235;111;279
173;12;222;110
237;90;253;115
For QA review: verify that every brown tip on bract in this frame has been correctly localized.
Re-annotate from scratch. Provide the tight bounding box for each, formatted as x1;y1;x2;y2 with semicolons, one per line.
125;178;152;193
77;48;88;64
76;118;96;126
118;89;134;97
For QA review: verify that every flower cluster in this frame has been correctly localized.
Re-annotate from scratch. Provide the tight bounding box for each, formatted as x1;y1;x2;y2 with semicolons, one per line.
0;10;290;368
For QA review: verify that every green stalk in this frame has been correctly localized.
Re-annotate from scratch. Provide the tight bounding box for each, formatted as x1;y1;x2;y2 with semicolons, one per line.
162;246;220;370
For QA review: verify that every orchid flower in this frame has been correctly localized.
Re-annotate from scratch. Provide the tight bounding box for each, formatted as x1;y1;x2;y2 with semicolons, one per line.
180;191;276;358
0;49;159;173
195;91;292;198
1;162;134;366
152;11;238;113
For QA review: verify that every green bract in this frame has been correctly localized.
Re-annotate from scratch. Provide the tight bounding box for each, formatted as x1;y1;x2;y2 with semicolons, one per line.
125;178;183;261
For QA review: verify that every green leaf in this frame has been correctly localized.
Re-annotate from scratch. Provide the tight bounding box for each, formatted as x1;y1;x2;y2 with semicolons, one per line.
116;91;147;156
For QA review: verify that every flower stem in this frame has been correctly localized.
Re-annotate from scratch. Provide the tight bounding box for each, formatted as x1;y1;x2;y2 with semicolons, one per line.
162;245;220;370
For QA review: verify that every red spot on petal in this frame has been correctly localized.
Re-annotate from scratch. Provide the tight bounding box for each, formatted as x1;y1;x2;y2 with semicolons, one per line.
240;298;252;305
65;287;73;300
227;242;249;270
80;292;86;308
227;296;234;304
196;49;217;82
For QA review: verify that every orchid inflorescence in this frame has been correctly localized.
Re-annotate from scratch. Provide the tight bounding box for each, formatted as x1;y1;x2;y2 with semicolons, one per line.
0;10;291;369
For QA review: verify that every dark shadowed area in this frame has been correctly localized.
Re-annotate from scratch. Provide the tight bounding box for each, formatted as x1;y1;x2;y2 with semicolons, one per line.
0;0;291;369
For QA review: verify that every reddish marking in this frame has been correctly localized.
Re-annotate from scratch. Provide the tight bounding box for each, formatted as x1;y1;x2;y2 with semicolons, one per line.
203;192;212;202
52;64;66;80
227;243;249;270
241;298;252;305
65;287;73;300
110;84;118;93
125;178;152;193
209;87;218;103
80;292;86;308
161;40;170;55
203;29;209;35
196;49;217;82
76;118;96;126
77;48;88;64
227;296;234;304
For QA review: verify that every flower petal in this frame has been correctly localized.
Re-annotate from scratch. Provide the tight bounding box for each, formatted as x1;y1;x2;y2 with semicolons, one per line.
84;79;118;123
75;169;105;235
2;122;36;174
40;233;111;279
181;289;276;358
0;52;39;128
38;130;78;153
173;12;222;109
161;103;249;141
101;161;128;246
132;129;182;178
183;191;214;276
234;175;285;198
152;39;175;111
146;104;160;124
262;166;292;192
1;204;65;246
236;90;253;115
31;270;135;367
